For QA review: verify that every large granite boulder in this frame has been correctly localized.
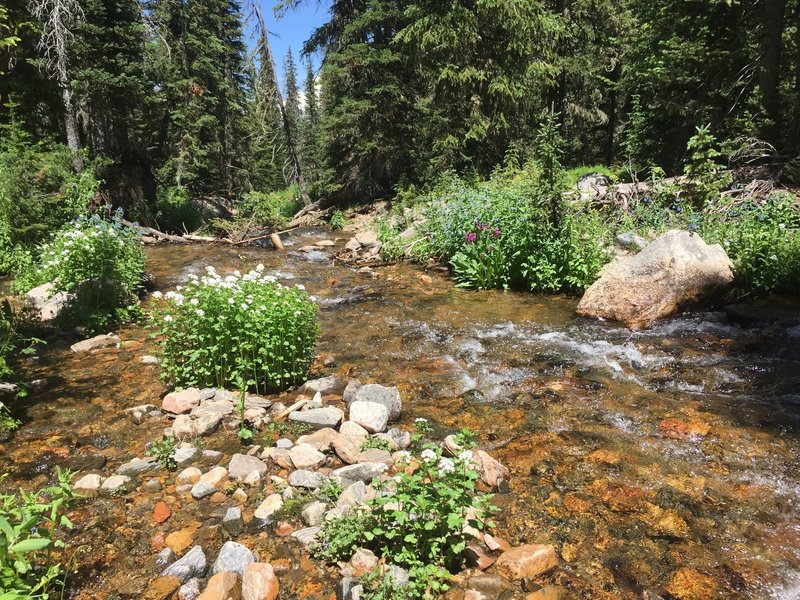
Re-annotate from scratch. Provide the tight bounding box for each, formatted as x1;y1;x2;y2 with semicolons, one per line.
576;230;734;330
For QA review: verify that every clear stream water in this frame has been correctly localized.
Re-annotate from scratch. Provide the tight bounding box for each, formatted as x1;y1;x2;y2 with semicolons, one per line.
2;229;799;599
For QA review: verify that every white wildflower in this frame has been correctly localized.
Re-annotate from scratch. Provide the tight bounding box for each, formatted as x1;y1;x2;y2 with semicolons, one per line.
164;315;173;322
256;263;265;272
190;298;199;306
437;457;455;475
152;291;163;299
295;284;305;291
195;309;205;317
394;451;412;464
228;298;235;305
241;303;249;310
421;449;437;464
415;418;428;424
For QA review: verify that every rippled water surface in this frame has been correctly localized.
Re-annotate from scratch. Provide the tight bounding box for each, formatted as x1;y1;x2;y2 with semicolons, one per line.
2;229;799;599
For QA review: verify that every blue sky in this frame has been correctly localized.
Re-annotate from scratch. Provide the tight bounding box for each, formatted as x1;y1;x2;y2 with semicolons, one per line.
257;0;332;84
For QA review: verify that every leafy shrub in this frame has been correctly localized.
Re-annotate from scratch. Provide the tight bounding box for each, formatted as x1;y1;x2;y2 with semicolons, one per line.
376;219;405;262
0;468;75;598
313;431;496;598
0;299;44;431
152;265;319;393
419;174;611;292
152;186;204;234
329;209;346;230
146;435;178;471
15;211;146;328
701;193;800;294
683;125;731;208
240;186;302;228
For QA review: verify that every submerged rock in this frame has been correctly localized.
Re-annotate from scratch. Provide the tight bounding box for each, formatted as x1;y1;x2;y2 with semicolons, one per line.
576;230;734;329
70;333;120;353
494;544;558;581
161;546;207;583
349;384;402;420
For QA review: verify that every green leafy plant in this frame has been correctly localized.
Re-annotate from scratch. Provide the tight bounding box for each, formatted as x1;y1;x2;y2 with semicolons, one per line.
14;210;146;330
376;219;404;262
263;420;314;439
313;434;497;599
0;300;44;432
146;435;178;471
683;125;731;208
360;437;393;452
152;265;319;393
318;479;343;504
235;385;253;442
329;209;346;231
240;186;302;228
450;221;510;290
0;468;75;599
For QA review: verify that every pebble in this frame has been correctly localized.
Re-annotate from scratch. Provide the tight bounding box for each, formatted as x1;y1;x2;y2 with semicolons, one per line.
178;578;202;600
494;544;557;581
332;463;386;487
117;456;160;476
228;454;269;481
275;438;293;449
350;384;402;420
223;507;244;536
161;546;207;583
288;469;328;489
172;415;196;439
242;563;279;600
70;333;120;353
288;406;344;429
143;478;163;493
162;388;203;415
289;443;326;470
73;473;103;496
195;413;223;437
348;401;388;433
198;571;239;600
153;501;171;524
211;541;257;576
155;548;177;568
100;475;131;495
190;480;217;500
178;467;203;485
290;526;320;548
301;501;327;527
253;494;283;528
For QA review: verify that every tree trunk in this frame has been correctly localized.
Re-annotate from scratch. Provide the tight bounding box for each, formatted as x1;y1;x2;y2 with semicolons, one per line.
60;81;84;172
252;2;311;205
759;0;786;148
605;61;620;165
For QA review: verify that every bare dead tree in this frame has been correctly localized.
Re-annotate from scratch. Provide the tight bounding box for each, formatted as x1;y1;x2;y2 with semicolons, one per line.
251;1;311;205
29;0;84;172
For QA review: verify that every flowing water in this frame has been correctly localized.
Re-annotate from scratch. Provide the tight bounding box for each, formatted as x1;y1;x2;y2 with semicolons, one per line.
2;229;799;599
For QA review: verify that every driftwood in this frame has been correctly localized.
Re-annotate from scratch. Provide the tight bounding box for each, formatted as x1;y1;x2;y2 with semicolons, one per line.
272;395;310;422
121;218;188;243
124;216;296;249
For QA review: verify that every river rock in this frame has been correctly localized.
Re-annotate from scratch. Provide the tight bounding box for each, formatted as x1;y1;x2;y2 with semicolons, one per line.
336;481;371;512
242;563;279;600
253;494;283;527
200;466;229;488
223;507;244;537
472;450;509;490
143;576;182;600
342;380;363;404
25;283;72;322
299;376;348;396
494;544;557;581
350;384;402;420
190;480;217;500
228;454;268;482
117;456;160;476
297;428;341;452
261;447;293;470
332;463;386;487
357;448;393;466
332;437;361;465
337;578;362;600
665;568;716;600
178;578;202;600
355;231;379;247
195;413;223;437
173;447;198;468
178;467;202;485
340;420;369;442
289;443;326;470
576;230;734;330
290;526;320;548
172;415;196;439
348;401;388;433
156;548;177;568
615;231;649;251
162;546;207;583
212;541;257;576
100;475;131;495
377;428;410;449
348;548;378;577
198;571;240;600
288;469;328;489
288;407;344;429
301;501;327;527
73;473;103;496
70;333;120;353
163;389;203;415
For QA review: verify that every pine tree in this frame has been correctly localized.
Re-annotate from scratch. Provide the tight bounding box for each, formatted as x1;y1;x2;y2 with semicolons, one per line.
300;57;321;186
283;48;300;146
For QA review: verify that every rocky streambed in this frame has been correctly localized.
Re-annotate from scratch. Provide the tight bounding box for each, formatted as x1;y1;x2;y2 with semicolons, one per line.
1;228;799;599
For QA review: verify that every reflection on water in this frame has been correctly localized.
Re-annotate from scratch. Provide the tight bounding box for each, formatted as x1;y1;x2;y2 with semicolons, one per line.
2;229;799;598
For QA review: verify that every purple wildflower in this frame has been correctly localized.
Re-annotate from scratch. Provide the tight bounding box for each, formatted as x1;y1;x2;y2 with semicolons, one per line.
492;228;501;238
466;232;477;243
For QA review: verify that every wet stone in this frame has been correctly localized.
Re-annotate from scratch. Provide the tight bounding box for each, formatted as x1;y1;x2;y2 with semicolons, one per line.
301;501;327;527
290;526;320;548
350;384;402;420
117;456;160;476
494;544;558;581
70;333;120;353
228;454;269;481
143;478;163;493
253;494;283;528
161;545;207;583
223;507;244;536
242;563;279;600
100;475;131;495
142;576;182;600
211;541;257;576
332;462;386;487
178;578;202;600
289;443;326;470
288;469;328;489
288;407;344;429
348;401;388;434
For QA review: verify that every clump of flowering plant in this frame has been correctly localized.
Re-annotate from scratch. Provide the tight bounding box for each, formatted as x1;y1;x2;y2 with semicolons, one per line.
15;211;146;327
313;427;497;599
450;221;510;290
151;265;319;393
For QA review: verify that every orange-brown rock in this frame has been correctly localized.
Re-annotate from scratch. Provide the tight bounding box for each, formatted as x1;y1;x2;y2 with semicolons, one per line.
494;544;558;581
142;576;181;600
659;419;711;439
165;522;201;554
242;563;279;600
198;572;241;600
665;568;716;600
153;501;171;524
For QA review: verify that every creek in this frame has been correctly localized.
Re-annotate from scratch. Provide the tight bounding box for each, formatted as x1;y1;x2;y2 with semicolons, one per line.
2;229;799;599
